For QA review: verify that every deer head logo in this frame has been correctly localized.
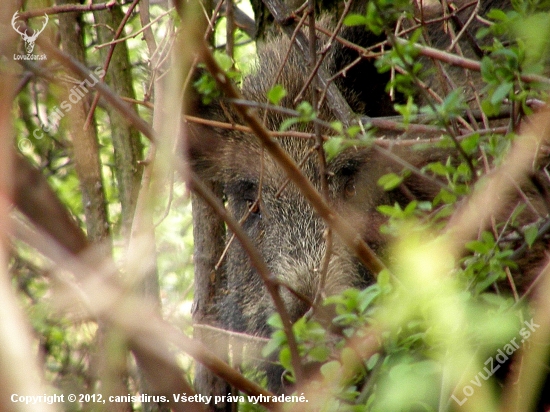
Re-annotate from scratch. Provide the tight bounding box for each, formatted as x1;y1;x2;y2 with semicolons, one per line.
12;11;49;54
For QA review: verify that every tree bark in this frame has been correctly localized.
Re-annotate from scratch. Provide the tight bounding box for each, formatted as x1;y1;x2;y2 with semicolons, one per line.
57;3;128;411
57;0;110;245
92;0;144;237
192;183;231;412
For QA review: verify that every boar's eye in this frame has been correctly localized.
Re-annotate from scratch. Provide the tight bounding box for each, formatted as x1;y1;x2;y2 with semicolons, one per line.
338;162;361;200
343;177;357;199
246;199;261;216
225;179;262;219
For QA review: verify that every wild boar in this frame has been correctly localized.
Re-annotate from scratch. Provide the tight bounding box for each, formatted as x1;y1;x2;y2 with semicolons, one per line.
188;0;550;397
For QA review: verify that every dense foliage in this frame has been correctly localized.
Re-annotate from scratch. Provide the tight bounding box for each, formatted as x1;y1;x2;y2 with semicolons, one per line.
3;0;550;411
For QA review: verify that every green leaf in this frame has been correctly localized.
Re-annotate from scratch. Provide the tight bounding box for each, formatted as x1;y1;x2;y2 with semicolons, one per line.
347;125;362;138
267;313;283;329
491;82;513;105
344;14;367;26
366;353;380;370
308;346;330;362
324;138;344;161
333;313;359;325
509;203;526;224
481;231;495;246
365;2;384;35
436;189;457;204
403;200;418;215
296;101;315;121
486;9;509;22
331;121;344;134
475;271;502;293
214;51;234;71
465;240;491;254
261;332;285;357
377;204;402;217
417;201;433;212
267;84;287;105
425;162;448;176
320;360;341;378
394;96;418;125
377;173;404;191
279;347;293;377
524;225;538;248
481;99;499;117
279;117;300;132
460;133;480;154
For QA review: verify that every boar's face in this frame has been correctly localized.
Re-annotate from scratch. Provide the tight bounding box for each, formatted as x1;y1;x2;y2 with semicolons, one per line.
214;135;388;336
189;120;435;337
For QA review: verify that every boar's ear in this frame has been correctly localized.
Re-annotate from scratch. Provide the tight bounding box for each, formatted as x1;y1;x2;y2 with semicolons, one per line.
184;68;229;180
330;25;404;118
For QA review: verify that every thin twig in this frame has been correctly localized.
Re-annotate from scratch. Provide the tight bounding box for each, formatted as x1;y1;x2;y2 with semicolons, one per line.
37;37;154;138
95;9;173;50
18;1;116;19
263;0;357;126
295;0;353;106
447;0;481;52
84;0;140;130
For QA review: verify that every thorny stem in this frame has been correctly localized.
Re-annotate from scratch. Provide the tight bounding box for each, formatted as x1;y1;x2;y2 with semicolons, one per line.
405;39;550;86
310;20;550;88
186;111;446;137
192;105;513;135
446;0;481;52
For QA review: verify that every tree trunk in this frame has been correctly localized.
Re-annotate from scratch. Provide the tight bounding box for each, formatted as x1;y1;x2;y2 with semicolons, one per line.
192;183;231;412
92;0;144;237
57;3;129;411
